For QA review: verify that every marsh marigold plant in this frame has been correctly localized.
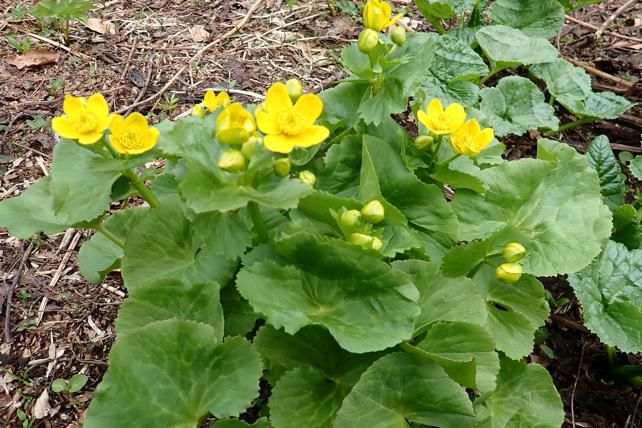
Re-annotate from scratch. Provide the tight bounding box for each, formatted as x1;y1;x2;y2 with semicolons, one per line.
109;113;160;155
363;0;402;32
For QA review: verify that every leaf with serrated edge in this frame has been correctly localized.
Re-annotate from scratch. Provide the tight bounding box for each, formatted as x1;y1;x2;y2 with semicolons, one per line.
476;25;558;69
586;135;627;209
568;241;642;353
488;0;565;38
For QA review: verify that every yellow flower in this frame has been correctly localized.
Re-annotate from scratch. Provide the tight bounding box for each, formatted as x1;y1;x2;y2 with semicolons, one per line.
449;119;494;158
417;98;466;135
203;90;230;112
51;93;113;145
256;82;329;154
109;113;160;155
216;103;256;145
363;0;403;32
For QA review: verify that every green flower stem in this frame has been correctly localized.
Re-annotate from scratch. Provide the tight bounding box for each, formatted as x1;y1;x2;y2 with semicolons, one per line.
552;117;596;134
248;201;269;243
439;153;461;167
327;126;355;146
428;16;446;35
548;95;556;106
398;341;431;360
95;223;125;249
480;66;506;85
605;344;617;370
123;169;160;208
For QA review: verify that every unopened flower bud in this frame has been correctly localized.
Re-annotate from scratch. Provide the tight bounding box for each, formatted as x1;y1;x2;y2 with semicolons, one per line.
285;79;304;103
274;158;291;177
358;29;379;53
371;237;383;251
241;137;260;159
341;209;362;228
299;170;316;186
502;242;526;263
218;149;246;173
350;233;374;249
361;200;385;224
414;135;434;150
391;26;406;46
496;263;523;284
191;104;206;118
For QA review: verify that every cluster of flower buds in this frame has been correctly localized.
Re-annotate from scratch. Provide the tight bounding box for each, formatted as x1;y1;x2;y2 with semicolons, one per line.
496;242;526;283
358;0;405;54
340;200;386;251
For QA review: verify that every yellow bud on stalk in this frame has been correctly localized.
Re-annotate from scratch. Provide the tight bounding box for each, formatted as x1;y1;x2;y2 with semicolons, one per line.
502;242;526;263
371;237;383;251
390;26;406;46
191;104;206;118
361;200;385;224
350;233;374;249
285;79;304;103
299;170;316;186
358;29;380;53
496;263;523;284
274;158;292;177
218;150;247;173
241;137;260;159
341;209;362;228
414;135;434;150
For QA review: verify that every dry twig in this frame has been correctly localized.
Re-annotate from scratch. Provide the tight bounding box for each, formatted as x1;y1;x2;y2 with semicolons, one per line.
571;341;587;428
564;56;635;88
3;243;34;343
595;0;638;39
565;15;642;43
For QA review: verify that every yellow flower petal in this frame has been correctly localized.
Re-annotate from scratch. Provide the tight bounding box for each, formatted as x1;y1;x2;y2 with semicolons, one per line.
293;94;323;125
63;95;84;115
109;114;126;133
477;128;494;148
217;92;231;108
264;134;296;154
124;112;149;128
427;98;444;117
51;117;80;139
256;107;280;135
78;131;104;145
265;82;292;113
203;90;217;112
387;13;404;28
87;93;109;119
444;103;467;131
416;109;429;129
295;125;330;148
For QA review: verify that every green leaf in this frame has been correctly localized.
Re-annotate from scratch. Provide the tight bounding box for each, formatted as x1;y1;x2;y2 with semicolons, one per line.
158;116;220;165
452;139;612;276
358;79;406;126
432;156;486;194
568;241;642;353
67;373;89;393
316;135;361;198
320;81;367;129
488;0;565;38
51;379;67;393
192;210;252;258
415;321;500;393
78;207;148;283
586;135;627;209
0;177;68;238
392;32;440;95
476;356;564;428
419;76;480;108
237;233;419;353
474;265;550;359
393;260;486;329
122;198;237;290
221;285;260;337
433;36;488;82
85;321;262;427
561;90;633;120
414;0;476;19
630;155;642;181
334;352;475;427
441;240;491;277
362;136;459;248
530;58;592;105
479;76;559;136
180;159;312;213
612;204;642;250
256;326;379;428
476;25;558;70
116;279;224;341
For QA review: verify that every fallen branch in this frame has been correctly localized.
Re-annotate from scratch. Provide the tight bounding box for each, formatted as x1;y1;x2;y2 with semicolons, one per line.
116;0;265;114
564;56;634;88
3;243;34;343
565;15;642;44
595;0;638;39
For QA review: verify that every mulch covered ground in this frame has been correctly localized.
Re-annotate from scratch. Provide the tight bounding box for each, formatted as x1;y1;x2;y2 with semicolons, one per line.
0;0;641;426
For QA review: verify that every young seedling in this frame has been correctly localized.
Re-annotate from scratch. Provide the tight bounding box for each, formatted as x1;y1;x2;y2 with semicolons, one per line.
30;0;94;45
51;373;89;395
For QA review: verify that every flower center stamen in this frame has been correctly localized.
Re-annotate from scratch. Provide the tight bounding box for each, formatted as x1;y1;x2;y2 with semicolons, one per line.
433;114;451;131
70;111;98;133
278;109;307;136
116;129;145;150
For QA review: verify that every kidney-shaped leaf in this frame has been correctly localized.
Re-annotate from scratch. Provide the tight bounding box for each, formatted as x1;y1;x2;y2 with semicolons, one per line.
568;241;642;353
488;0;565;39
85;320;262;428
476;25;558;69
334;352;475;427
452;139;612;276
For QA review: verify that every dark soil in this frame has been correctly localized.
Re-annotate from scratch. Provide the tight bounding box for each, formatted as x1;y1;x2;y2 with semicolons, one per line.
0;0;641;427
